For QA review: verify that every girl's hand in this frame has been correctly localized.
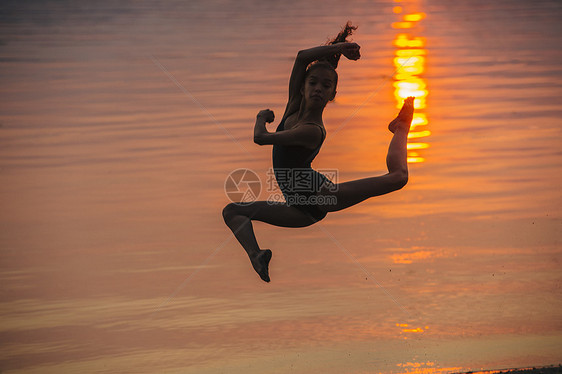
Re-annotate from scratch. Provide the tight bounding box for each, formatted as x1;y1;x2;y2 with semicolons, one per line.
340;42;361;61
257;109;275;123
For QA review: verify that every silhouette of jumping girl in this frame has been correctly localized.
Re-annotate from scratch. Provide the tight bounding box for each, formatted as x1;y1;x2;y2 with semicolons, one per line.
223;23;414;282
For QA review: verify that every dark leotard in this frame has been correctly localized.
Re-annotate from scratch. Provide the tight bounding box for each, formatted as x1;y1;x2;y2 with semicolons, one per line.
272;117;333;222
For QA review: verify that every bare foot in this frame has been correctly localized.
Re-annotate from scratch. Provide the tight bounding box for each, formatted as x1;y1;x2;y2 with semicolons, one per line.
388;96;415;133
250;249;272;282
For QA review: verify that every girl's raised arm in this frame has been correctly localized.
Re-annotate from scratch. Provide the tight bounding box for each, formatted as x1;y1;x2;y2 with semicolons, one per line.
282;43;360;119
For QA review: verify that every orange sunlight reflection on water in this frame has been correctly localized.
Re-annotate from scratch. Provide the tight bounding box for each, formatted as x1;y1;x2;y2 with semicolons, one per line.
1;0;561;372
396;362;463;374
392;1;429;164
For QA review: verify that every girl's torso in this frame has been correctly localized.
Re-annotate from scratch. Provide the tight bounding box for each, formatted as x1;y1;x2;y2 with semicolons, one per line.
272;113;326;170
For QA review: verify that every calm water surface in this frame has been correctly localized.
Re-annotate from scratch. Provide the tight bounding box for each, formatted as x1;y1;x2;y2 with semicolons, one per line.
1;0;561;373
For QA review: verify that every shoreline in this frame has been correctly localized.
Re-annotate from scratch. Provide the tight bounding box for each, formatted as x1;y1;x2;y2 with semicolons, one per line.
456;365;562;374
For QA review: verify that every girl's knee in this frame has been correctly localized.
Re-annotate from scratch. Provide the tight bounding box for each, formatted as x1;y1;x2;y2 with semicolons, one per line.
222;203;239;222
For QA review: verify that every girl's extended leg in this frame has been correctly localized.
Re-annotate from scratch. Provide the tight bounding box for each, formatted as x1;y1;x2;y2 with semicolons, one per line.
319;97;414;213
222;201;319;282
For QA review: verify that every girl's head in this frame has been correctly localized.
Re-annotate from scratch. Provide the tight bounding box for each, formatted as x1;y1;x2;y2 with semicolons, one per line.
303;22;357;104
302;62;338;105
305;60;338;88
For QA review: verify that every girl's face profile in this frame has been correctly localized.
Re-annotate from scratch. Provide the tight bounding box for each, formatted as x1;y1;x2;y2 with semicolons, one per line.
302;68;337;106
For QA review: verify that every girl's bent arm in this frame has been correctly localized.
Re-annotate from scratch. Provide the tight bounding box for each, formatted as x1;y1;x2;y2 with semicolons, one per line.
289;45;342;92
254;113;269;144
254;114;322;149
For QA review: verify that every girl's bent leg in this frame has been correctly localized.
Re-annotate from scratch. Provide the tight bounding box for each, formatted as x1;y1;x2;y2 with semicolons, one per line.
318;97;414;213
222;201;321;282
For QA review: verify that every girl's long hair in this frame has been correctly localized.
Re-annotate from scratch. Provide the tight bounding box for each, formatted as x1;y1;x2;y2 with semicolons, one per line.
305;22;357;81
303;22;357;102
324;21;358;69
